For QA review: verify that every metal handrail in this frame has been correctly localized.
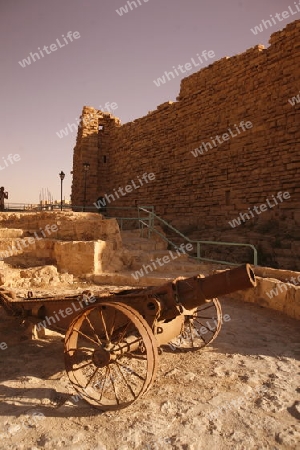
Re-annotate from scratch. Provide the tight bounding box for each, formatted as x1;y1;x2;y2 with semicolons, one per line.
138;206;258;266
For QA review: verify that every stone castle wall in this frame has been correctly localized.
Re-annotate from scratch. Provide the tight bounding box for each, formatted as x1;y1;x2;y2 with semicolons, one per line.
71;20;300;270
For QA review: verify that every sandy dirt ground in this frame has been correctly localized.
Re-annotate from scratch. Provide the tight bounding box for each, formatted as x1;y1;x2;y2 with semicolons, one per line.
0;284;299;450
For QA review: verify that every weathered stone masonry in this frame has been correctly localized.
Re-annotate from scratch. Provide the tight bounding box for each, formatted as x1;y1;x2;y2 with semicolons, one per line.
72;20;300;270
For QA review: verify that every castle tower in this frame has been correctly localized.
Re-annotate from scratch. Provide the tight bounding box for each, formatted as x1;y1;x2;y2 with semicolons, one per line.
71;106;121;208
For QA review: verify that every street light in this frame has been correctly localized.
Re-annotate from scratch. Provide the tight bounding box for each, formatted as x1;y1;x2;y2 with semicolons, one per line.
59;171;65;211
83;162;90;211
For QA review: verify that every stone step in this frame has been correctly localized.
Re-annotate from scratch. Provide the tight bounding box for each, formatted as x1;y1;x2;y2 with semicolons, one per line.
121;229;168;251
122;239;167;251
121;229;143;237
122;232;200;274
121;232;168;248
128;248;193;265
131;257;198;269
0;229;23;238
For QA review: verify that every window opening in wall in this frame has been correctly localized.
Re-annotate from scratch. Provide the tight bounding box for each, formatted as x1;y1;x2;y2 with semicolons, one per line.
98;125;104;131
225;190;230;206
103;155;107;163
96;196;107;214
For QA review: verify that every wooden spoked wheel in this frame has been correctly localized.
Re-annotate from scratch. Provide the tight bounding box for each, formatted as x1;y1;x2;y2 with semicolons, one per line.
167;298;222;351
64;302;158;411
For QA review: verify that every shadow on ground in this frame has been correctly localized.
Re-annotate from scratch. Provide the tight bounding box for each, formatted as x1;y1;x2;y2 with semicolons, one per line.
0;297;299;418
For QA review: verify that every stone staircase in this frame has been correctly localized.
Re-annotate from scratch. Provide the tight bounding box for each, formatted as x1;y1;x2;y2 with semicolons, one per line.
92;229;207;286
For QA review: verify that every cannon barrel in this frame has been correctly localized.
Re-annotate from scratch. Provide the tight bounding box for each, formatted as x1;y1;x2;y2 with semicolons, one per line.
175;263;256;310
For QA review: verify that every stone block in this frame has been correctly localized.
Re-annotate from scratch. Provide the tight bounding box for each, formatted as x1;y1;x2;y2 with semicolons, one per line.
54;241;97;276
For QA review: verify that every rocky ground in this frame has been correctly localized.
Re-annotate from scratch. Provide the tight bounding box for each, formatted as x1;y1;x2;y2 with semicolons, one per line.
0;282;299;450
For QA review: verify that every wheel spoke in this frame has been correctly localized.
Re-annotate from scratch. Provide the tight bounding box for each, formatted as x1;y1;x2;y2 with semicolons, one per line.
99;366;109;402
188;319;195;347
114;321;132;347
115;360;136;399
85;367;99;389
113;336;142;354
196;304;214;312
108;365;120;405
126;352;147;360
75;328;100;346
193;318;213;330
117;362;145;381
84;314;102;346
197;314;214;319
109;309;117;339
99;308;110;342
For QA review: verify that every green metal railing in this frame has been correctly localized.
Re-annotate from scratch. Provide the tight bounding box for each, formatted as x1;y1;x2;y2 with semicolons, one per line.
137;206;258;266
92;205;155;230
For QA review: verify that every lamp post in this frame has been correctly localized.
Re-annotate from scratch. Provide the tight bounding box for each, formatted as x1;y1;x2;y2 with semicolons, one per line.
83;162;90;211
59;171;65;211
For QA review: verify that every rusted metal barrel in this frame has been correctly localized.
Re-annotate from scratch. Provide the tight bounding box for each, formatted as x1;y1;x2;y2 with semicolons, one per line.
176;263;256;310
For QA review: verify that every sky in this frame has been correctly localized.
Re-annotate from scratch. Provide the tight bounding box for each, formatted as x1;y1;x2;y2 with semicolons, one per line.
0;0;298;204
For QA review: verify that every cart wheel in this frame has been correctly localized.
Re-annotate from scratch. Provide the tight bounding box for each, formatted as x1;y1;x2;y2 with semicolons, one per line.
64;302;158;411
168;298;222;351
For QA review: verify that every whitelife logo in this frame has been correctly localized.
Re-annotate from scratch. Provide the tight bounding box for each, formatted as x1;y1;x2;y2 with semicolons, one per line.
35;294;96;331
228;191;290;228
266;275;300;299
288;90;300;106
250;2;300;35
0;153;21;171
0;341;7;351
153;50;215;87
94;172;155;209
0;223;58;260
131;243;193;281
191;121;253;157
18;31;81;68
116;0;150;16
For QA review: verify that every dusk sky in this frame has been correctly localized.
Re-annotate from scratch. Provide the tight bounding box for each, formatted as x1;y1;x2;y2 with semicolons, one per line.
0;0;297;204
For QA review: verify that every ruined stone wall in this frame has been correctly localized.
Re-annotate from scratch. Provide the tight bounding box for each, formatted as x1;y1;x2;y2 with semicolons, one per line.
72;20;300;269
0;212;126;276
71;111;121;208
